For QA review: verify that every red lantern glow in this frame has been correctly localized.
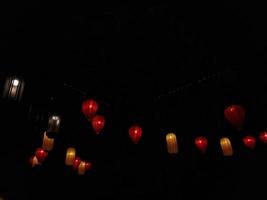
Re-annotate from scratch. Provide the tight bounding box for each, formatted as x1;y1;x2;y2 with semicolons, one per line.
129;126;142;144
82;99;98;120
73;157;81;170
242;136;256;149
35;148;48;163
85;162;92;170
195;136;208;153
259;131;267;144
92;115;105;134
224;104;246;130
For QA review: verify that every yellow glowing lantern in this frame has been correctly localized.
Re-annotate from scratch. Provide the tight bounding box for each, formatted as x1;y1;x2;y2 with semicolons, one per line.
166;133;178;154
220;137;233;156
31;155;40;167
42;132;54;151
2;76;25;101
65;147;76;166
47;115;61;133
78;161;86;175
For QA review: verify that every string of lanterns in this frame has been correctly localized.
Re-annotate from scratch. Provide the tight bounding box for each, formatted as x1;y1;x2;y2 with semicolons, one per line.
2;76;267;176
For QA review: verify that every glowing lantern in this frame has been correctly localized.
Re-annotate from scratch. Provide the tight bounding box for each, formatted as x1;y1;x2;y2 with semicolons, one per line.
220;137;233;156
92;115;105;134
259;131;267;144
73;157;81;170
2;76;25;101
47;115;61;133
65;148;76;166
128;125;142;144
85;162;92;171
35;148;48;162
224;104;245;130
29;155;40;167
195;136;208;153
82;99;98;120
78;161;86;175
242;136;256;149
166;133;178;154
42;132;54;151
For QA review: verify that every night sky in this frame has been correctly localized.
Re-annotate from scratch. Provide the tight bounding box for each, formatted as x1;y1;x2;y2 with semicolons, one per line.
1;2;267;200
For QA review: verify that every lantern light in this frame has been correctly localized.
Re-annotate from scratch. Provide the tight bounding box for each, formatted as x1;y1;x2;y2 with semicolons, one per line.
220;137;233;156
78;161;86;175
35;148;48;162
82;99;98;120
2;76;25;101
195;136;208;153
259;131;267;144
65;147;76;166
166;133;178;154
224;104;245;130
47;115;61;133
242;135;256;149
42;132;54;151
128;125;142;144
92;115;105;134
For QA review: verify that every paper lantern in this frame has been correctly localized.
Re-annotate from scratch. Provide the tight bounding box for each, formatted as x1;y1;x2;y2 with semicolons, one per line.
2;76;25;101
82;99;98;120
35;148;48;162
47;115;61;133
42;132;54;151
128;125;142;144
65;147;76;166
78;161;86;175
166;133;178;154
85;162;92;171
29;155;40;167
92;115;105;134
73;157;81;170
259;131;267;144
195;136;208;153
242;135;256;149
224;104;245;130
220;137;233;156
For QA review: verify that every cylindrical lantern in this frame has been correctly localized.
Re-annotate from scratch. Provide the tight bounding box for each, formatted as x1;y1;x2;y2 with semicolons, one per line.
47;115;61;133
166;133;178;154
220;137;233;156
65;147;76;166
30;155;40;167
78;161;86;175
2;76;25;101
42;132;54;151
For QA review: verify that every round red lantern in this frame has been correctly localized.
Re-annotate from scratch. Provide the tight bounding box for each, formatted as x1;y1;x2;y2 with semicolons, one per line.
224;104;246;130
195;136;208;153
259;131;267;144
82;99;98;120
129;125;142;144
85;162;92;170
35;148;48;163
92;115;105;134
242;135;256;149
73;157;81;170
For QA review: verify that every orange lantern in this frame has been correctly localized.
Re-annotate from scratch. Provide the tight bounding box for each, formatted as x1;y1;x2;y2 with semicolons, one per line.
30;155;40;167
220;137;233;156
166;133;178;154
42;132;54;151
47;115;61;133
78;161;86;175
65;147;76;166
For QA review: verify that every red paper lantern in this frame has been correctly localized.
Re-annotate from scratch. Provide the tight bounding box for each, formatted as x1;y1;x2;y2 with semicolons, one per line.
224;104;246;130
73;157;81;170
129;125;142;144
195;136;208;153
35;148;48;163
85;162;92;170
92;115;105;134
242;136;256;149
82;99;98;120
259;131;267;144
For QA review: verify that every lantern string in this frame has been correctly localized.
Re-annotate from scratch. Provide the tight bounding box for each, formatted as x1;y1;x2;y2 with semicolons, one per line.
153;72;219;101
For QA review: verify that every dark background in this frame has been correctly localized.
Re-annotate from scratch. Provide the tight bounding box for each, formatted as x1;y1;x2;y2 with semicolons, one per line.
1;2;267;199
